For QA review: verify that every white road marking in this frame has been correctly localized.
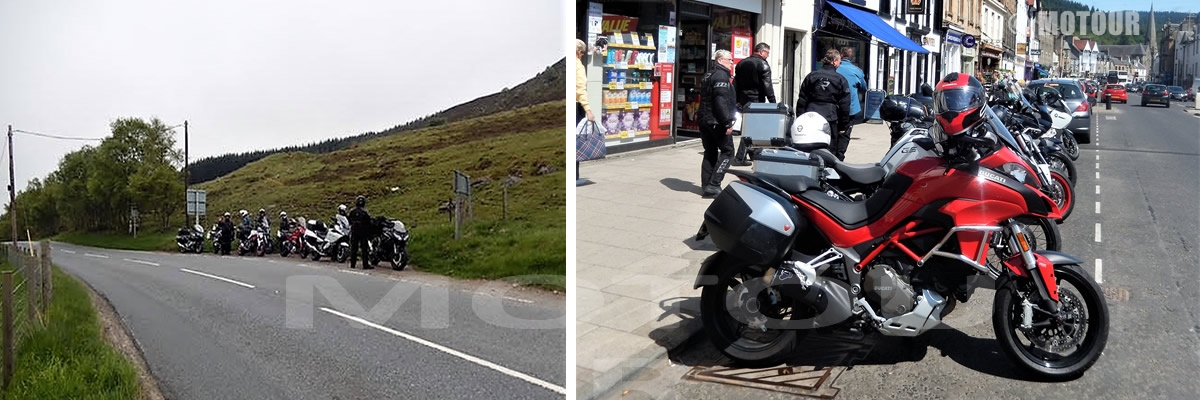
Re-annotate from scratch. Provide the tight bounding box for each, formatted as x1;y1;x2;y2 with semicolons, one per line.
179;268;255;289
1095;202;1101;214
1096;154;1099;161
84;253;109;259
268;259;276;263
340;270;369;276
62;249;77;254
1095;259;1104;284
1096;185;1100;195
123;258;160;267
1095;162;1099;169
1106;116;1116;120
503;296;535;304
1095;223;1103;242
318;307;566;395
1096;171;1100;179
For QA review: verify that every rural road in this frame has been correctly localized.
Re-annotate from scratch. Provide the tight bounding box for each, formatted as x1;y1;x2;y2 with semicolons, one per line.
51;242;565;399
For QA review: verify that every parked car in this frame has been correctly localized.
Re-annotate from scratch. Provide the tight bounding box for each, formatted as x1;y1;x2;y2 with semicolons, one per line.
1081;80;1098;105
1167;86;1188;101
1141;84;1170;107
1102;84;1128;103
1127;82;1142;93
1028;79;1092;144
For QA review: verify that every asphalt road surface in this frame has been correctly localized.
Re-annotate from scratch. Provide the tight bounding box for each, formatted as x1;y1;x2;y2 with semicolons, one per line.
603;97;1200;399
53;242;565;399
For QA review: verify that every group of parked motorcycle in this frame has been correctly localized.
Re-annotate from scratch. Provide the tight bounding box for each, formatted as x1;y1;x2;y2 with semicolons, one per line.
176;207;411;271
697;73;1105;381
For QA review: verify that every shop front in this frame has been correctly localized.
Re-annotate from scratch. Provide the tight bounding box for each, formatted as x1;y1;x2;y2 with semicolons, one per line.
978;43;1002;80
942;27;965;76
575;0;765;153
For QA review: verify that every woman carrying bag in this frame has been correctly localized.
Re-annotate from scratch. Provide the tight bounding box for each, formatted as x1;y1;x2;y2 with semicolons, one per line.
576;38;605;185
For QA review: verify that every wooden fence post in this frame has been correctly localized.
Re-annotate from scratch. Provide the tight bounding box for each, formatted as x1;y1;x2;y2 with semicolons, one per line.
2;271;13;389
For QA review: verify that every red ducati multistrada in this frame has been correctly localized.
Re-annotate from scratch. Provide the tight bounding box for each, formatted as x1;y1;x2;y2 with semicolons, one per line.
696;125;1108;380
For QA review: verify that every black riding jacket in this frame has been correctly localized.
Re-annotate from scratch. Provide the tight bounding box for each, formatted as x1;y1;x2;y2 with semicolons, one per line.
698;61;737;129
795;64;852;132
734;54;777;105
349;206;372;236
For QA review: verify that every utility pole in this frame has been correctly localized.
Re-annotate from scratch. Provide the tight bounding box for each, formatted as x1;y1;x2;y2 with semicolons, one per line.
7;126;16;246
183;120;189;226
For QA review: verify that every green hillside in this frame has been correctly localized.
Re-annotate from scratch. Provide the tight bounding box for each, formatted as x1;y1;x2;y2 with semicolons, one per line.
197;101;566;287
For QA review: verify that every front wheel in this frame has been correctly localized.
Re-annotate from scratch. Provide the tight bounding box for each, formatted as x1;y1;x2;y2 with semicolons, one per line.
335;245;349;263
1047;170;1075;223
1047;152;1077;188
992;264;1108;380
391;245;409;271
1058;130;1080;161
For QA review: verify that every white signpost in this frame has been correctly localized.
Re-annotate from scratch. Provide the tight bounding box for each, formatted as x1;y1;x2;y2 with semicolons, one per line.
186;189;207;226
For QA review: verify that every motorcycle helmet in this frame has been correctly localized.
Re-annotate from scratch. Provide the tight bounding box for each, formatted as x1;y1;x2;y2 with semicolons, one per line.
224;212;231;218
240;210;248;218
788;111;831;151
279;211;287;217
258;208;266;216
933;72;988;136
338;204;347;215
355;195;366;208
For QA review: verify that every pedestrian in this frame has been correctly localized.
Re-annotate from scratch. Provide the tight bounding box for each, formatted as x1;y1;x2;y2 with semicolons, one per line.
732;42;776;165
835;46;866;159
698;49;738;197
348;195;373;270
795;49;851;159
576;39;595;124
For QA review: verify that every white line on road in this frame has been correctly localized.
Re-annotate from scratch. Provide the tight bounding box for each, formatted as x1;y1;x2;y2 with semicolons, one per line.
62;249;77;254
1096;154;1099;161
1096;171;1100;179
1095;162;1099;169
123;258;160;267
1095;223;1102;242
339;270;369;276
1106;116;1116;120
1095;259;1104;284
318;307;565;395
179;268;256;289
84;253;109;259
1096;185;1100;195
1095;202;1101;214
503;296;535;304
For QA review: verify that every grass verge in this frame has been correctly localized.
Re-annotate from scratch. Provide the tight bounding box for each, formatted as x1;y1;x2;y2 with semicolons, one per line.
53;231;176;252
2;265;139;399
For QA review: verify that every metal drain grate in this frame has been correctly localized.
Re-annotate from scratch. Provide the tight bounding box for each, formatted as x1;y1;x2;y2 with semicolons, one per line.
684;335;874;398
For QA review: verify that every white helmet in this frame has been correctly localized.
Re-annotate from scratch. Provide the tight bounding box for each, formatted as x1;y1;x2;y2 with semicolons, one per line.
337;204;347;215
239;210;248;217
279;211;287;217
789;112;831;150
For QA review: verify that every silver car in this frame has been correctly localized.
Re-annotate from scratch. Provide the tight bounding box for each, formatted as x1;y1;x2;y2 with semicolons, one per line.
1028;79;1092;144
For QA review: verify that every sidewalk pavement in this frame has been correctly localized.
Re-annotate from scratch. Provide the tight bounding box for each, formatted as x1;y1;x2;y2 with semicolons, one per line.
575;122;894;399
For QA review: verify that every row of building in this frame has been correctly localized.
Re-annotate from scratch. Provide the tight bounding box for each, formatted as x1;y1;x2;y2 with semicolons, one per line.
1153;12;1200;87
574;0;1178;153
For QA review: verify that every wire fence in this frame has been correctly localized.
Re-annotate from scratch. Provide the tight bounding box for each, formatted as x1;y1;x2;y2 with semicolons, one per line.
0;241;53;390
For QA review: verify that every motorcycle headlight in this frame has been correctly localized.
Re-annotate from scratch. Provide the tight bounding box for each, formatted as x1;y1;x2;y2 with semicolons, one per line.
999;162;1039;188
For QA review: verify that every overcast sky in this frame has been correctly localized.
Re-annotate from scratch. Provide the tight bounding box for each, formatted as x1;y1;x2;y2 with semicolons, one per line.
0;0;564;210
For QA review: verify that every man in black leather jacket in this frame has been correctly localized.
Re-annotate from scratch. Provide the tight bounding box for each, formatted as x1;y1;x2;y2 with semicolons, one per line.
796;49;851;158
733;43;776;165
348;195;373;269
698;50;738;197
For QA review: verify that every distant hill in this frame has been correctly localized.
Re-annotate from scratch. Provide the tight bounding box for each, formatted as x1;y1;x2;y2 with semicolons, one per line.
188;58;567;184
1043;0;1195;45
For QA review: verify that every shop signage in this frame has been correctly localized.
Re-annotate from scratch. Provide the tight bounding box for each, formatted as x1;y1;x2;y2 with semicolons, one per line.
1031;49;1041;56
1017;43;1027;54
712;10;751;31
602;15;638;33
946;30;963;45
907;0;926;15
962;34;977;48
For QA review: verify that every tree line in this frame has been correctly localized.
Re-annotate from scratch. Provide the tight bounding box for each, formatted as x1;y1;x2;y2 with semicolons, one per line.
1;118;183;240
1043;0;1193;46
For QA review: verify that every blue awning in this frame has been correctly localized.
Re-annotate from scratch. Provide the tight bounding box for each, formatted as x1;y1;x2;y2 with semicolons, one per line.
828;2;929;54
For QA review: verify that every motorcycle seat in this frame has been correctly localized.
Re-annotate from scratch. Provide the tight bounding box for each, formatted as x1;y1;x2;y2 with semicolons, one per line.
810;148;886;186
796;173;913;229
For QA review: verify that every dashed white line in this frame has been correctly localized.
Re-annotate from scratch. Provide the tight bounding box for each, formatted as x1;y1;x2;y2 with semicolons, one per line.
1096;154;1099;161
1096;171;1100;179
62;249;77;254
1095;223;1103;242
179;268;256;289
1095;162;1099;169
123;258;160;267
1095;259;1104;284
1095;202;1101;214
318;307;566;395
84;253;109;259
339;270;369;276
1095;185;1101;195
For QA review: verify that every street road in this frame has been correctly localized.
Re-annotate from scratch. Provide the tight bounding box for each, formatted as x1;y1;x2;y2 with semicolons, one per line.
603;96;1200;399
53;242;565;399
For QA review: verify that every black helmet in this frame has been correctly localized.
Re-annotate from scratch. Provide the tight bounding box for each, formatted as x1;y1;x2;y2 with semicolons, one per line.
355;195;366;208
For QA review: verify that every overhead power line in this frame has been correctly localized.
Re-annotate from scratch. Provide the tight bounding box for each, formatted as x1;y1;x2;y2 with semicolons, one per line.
12;129;104;142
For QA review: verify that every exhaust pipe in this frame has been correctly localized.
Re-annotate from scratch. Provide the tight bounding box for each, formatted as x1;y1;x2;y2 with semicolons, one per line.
768;261;854;328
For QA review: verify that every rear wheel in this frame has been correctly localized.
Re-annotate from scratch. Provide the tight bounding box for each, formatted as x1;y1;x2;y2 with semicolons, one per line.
1047;152;1076;187
1058;130;1080;161
700;254;809;367
993;264;1108;380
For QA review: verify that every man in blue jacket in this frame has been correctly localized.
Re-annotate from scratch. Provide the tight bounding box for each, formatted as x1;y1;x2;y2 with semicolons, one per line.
835;46;866;161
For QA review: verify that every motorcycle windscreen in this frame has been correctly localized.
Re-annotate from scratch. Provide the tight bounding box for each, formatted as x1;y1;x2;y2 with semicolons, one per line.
703;181;803;266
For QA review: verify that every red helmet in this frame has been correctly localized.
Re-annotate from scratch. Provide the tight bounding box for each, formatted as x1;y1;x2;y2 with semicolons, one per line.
933;73;987;135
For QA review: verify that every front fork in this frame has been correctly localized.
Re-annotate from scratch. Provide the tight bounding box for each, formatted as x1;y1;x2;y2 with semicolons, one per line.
1005;220;1061;317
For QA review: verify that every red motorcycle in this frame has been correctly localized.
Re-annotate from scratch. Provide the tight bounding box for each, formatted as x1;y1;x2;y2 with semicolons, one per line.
279;222;306;258
695;74;1108;380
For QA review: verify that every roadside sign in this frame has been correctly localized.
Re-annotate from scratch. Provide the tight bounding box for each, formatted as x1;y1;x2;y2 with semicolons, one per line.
186;189;207;216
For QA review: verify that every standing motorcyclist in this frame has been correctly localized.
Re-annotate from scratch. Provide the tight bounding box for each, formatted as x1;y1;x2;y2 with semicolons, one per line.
348;196;373;270
335;204;351;233
217;212;235;255
238;209;252;241
257;208;270;230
